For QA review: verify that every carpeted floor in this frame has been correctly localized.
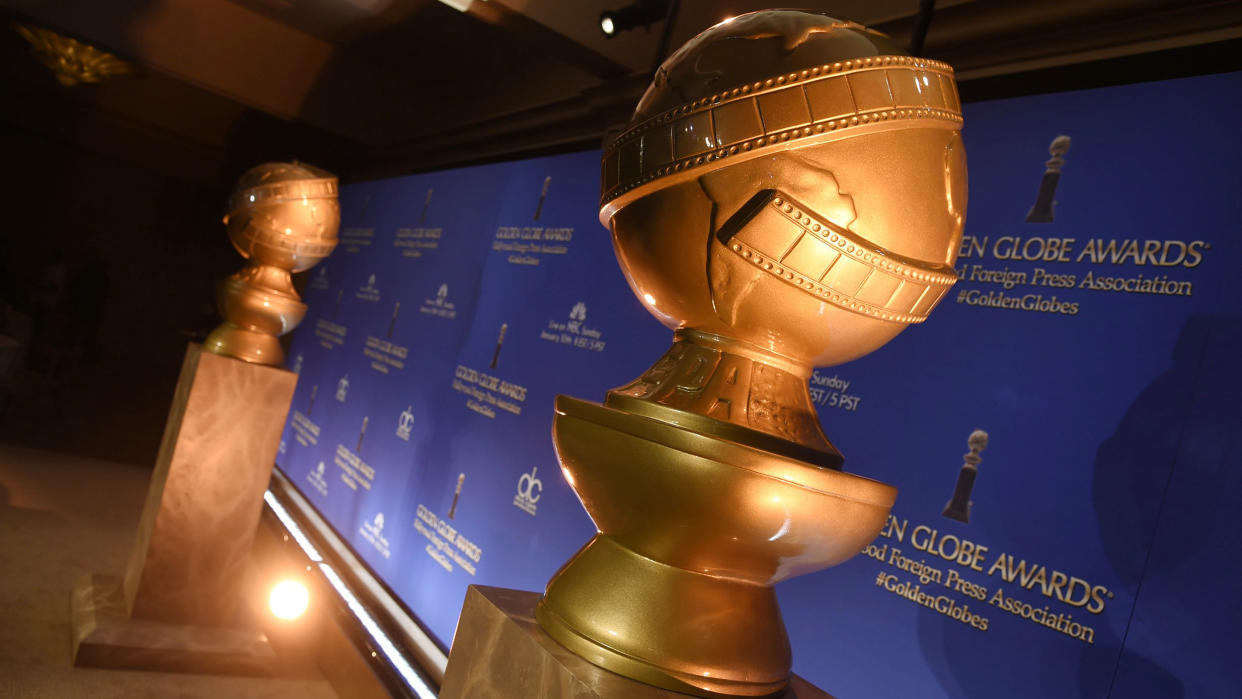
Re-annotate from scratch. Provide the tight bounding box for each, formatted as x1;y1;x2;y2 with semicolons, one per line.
0;444;337;698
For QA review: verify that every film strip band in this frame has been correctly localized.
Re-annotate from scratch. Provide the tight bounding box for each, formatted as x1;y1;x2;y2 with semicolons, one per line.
601;56;961;219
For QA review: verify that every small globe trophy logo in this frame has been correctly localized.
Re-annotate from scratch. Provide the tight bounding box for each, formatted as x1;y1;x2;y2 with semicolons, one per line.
537;10;968;697
205;162;340;365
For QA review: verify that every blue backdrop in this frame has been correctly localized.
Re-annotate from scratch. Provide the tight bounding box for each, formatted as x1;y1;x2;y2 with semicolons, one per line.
277;71;1242;698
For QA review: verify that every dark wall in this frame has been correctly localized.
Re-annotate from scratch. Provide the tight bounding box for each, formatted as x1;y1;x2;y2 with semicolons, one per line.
0;114;236;465
0;20;346;466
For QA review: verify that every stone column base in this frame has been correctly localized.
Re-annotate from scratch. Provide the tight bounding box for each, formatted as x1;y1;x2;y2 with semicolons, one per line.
71;574;279;676
441;585;834;699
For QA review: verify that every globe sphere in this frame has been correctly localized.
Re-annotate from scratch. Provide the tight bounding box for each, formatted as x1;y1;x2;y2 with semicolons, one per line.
224;162;340;274
601;10;967;367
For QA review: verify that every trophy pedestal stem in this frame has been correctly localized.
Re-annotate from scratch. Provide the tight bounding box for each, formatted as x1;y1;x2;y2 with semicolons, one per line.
206;272;308;366
205;321;286;365
71;343;297;674
538;535;790;697
443;585;833;699
607;330;843;469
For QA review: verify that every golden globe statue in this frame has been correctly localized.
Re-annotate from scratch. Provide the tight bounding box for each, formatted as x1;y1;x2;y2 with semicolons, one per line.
537;10;966;697
205;162;340;365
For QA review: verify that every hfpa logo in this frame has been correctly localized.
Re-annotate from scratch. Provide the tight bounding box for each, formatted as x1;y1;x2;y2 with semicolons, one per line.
512;467;542;516
396;406;414;441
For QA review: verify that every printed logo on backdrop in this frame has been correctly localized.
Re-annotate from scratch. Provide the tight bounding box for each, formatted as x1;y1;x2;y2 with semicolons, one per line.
449;472;465;520
862;429;1114;647
942;429;989;524
386;302;401;338
953;132;1211;318
310;266;330;292
340;195;375;254
414;492;484;576
333;442;375;491
419;283;457;319
306;460;329;496
493;173;574;266
394;188;443;259
355;273;381;302
359;511;391;559
291;353;304;375
335;374;349;402
452;361;529;420
513;467;542;516
365;328;408;374
533;175;551;220
396;406;414;441
291;403;321;447
277;439;286;455
314;278;347;350
1026;135;1070;223
490;323;507;369
540;301;606;352
356;416;369;452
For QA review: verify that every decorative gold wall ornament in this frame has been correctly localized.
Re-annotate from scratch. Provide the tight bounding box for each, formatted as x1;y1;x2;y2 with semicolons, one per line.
205;162;340;365
537;11;967;697
14;24;131;87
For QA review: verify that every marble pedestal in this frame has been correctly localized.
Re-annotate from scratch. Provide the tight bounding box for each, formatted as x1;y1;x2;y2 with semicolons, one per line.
441;586;835;699
71;344;297;674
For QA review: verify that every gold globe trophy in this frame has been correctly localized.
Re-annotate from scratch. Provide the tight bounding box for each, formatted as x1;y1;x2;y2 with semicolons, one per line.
71;163;339;673
536;11;966;697
205;162;340;365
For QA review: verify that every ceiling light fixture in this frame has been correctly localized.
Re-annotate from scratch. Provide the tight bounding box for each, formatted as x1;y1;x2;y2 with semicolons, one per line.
599;0;670;38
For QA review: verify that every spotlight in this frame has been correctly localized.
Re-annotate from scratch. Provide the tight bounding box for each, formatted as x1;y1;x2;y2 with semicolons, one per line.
269;579;309;620
599;0;670;38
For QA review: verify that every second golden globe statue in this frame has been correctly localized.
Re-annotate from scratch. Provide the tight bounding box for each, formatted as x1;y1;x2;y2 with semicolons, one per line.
205;162;340;365
537;10;967;697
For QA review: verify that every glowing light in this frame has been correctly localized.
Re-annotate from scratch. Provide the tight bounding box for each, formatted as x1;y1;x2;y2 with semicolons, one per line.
263;489;437;699
269;580;309;620
600;15;616;36
643;293;656;305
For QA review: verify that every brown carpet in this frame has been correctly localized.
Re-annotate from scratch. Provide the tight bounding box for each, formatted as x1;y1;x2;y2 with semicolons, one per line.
0;444;337;698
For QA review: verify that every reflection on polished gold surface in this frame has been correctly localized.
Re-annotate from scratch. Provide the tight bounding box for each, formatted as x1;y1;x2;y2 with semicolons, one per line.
205;163;339;365
14;24;131;87
538;10;967;697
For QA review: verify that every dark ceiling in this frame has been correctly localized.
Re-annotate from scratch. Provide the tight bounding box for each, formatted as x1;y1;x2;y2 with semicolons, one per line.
3;0;1242;186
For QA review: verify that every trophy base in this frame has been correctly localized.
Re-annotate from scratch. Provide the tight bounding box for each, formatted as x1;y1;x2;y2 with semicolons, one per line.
541;395;896;697
442;585;833;699
538;535;789;698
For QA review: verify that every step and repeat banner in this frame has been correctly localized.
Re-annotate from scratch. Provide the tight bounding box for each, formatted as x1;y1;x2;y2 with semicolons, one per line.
277;71;1242;698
